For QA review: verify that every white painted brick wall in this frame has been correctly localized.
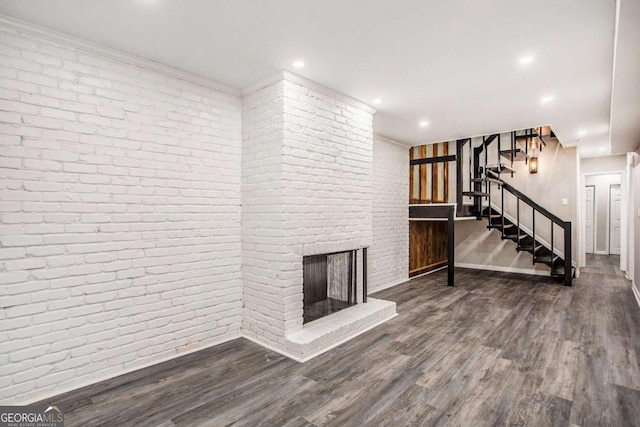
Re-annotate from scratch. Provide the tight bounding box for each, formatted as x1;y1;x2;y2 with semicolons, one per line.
369;136;409;292
0;26;242;403
281;79;374;331
242;76;374;348
241;80;289;346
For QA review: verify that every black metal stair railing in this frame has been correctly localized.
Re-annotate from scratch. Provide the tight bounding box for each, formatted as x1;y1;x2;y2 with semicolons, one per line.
455;128;571;286
486;171;573;286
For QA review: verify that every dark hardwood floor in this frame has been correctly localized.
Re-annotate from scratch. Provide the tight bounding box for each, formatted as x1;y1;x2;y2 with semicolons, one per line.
40;255;640;426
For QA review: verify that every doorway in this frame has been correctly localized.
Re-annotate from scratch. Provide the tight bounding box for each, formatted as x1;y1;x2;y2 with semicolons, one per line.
583;173;622;265
584;185;595;254
609;184;621;255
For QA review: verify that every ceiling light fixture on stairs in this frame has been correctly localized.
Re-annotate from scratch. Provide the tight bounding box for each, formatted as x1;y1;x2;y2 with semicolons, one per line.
529;136;540;173
529;156;538;174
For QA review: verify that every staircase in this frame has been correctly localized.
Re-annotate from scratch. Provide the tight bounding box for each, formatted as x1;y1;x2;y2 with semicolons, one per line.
456;127;574;286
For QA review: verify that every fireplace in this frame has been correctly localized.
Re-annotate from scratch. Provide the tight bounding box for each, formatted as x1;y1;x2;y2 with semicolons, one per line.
241;74;397;361
303;249;368;323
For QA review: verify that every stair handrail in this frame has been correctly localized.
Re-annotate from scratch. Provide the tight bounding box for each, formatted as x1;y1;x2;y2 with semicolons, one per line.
489;172;565;226
487;170;572;286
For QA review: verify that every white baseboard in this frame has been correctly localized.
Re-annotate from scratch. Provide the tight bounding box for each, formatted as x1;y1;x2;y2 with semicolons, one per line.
19;331;241;406
595;250;609;255
454;262;550;277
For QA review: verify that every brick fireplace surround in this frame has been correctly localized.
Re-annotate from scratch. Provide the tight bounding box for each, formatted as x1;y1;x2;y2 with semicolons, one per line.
241;72;397;361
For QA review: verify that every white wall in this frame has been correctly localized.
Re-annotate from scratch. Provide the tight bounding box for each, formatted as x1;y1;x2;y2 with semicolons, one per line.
585;173;621;254
0;21;413;405
241;79;286;347
581;154;627;174
369;135;409;293
0;25;243;404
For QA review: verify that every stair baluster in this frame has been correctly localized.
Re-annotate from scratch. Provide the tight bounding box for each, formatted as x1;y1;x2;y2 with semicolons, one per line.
532;208;536;265
510;133;514;174
468;139;472;194
564;222;572;286
501;185;505;239
488;181;492;224
551;222;554;266
517;199;520;243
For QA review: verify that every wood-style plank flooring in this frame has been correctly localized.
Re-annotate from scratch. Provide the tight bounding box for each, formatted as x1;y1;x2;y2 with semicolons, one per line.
40;255;640;426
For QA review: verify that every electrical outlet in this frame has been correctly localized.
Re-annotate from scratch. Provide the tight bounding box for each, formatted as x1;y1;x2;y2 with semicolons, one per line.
562;198;568;206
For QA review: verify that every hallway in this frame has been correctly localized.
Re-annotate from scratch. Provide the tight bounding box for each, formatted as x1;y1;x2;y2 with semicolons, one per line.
41;257;640;426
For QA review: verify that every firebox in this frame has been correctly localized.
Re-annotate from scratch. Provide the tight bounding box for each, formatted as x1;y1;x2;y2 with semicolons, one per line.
302;249;367;324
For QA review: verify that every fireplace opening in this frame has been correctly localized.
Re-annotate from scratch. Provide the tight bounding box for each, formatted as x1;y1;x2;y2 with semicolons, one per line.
303;250;357;324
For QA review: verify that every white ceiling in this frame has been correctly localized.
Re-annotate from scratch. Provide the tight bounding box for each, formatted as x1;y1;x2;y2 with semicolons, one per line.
0;0;637;156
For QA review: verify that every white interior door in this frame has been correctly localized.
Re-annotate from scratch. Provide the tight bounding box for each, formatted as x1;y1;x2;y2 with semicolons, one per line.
584;185;595;254
609;184;621;255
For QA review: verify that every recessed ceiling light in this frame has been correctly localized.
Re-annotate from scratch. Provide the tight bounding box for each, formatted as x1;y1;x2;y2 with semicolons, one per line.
519;55;535;65
540;94;555;104
292;60;305;69
599;147;606;152
419;120;429;128
372;98;382;105
577;130;587;136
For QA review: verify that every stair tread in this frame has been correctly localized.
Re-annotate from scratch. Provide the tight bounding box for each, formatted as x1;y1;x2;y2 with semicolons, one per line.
462;191;490;197
503;233;527;240
534;254;560;263
500;149;530;162
551;265;574;277
485;163;516;174
457;205;477;216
